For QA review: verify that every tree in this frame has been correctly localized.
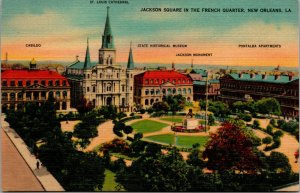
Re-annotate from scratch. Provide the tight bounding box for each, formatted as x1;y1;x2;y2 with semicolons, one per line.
113;122;126;137
163;95;186;115
98;105;118;120
123;125;133;137
266;151;292;174
208;114;215;126
187;144;205;168
152;101;169;113
208;101;230;118
262;137;272;148
73;122;98;148
76;97;94;115
203;122;261;173
255;98;281;116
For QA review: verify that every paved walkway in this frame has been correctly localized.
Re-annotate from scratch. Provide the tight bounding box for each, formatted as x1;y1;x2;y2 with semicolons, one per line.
2;129;44;191
2;115;64;191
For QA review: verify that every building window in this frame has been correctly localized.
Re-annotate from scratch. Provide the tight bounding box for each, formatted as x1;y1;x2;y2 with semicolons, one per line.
93;86;96;92
10;92;16;100
178;88;182;94
156;79;159;83
167;88;172;95
150;79;153;84
62;102;67;110
56;91;60;99
48;81;53;86
2;81;7;87
117;73;119;78
2;93;8;101
183;79;186;83
173;88;176;94
107;85;111;92
87;87;90;92
41;80;46;86
10;81;15;87
62;80;67;86
151;89;155;95
145;79;149;84
88;74;90;79
162;89;166;94
122;85;125;92
183;88;187;94
55;80;60;86
156;89;160;95
100;73;102;78
162;79;165;83
188;88;192;94
145;99;149;105
131;74;133;78
178;79;181;84
48;91;53;98
145;89;149;95
172;79;176;84
18;81;23;87
63;91;67;99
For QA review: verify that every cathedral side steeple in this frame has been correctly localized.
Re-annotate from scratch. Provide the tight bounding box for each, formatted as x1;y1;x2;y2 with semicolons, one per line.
127;42;134;69
101;7;114;49
84;38;91;69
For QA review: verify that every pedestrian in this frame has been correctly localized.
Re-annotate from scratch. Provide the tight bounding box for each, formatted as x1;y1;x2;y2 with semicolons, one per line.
294;150;299;163
36;161;40;169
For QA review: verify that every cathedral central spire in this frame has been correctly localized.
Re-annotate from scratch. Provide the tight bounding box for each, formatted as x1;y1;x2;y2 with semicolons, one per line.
127;42;134;69
84;38;91;69
101;7;114;49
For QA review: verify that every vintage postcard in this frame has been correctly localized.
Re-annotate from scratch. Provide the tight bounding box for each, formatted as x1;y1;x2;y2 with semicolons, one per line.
1;0;299;192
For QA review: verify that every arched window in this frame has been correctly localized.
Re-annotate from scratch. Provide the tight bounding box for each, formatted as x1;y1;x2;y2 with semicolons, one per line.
150;89;154;95
150;99;154;105
150;79;153;84
173;88;176;94
55;80;60;86
178;88;182;94
167;88;172;95
63;91;68;98
156;98;159;102
2;93;7;101
145;89;149;95
93;86;96;93
156;89;160;95
188;88;192;94
10;93;15;101
145;99;149;106
56;91;60;98
48;91;53;98
183;88;186;95
162;89;166;94
17;92;23;100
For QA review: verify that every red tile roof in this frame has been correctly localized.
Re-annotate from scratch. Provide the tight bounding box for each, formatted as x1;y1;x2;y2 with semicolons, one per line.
2;69;67;80
136;70;189;79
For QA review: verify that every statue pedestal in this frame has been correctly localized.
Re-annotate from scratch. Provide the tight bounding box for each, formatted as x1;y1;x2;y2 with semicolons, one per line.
183;118;198;130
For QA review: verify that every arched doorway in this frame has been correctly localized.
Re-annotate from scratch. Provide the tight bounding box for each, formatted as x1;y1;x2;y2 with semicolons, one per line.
107;97;112;105
62;102;67;110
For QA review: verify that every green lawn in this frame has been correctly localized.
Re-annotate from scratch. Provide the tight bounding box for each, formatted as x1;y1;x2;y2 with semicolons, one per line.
160;117;183;123
102;169;124;191
130;120;169;133
144;134;209;148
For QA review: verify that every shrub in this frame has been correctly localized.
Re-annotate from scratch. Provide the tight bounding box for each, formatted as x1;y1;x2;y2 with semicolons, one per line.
130;112;135;117
252;120;260;129
273;130;283;138
140;109;146;114
277;119;285;128
266;125;273;135
147;108;154;114
270;118;276;126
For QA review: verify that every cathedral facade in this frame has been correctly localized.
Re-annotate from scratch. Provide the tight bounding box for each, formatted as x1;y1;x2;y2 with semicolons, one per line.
66;7;136;112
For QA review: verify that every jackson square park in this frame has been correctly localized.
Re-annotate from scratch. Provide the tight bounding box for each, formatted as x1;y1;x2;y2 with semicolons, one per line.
2;91;299;191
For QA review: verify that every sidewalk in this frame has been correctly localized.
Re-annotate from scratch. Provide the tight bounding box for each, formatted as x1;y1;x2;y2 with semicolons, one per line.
2;115;64;191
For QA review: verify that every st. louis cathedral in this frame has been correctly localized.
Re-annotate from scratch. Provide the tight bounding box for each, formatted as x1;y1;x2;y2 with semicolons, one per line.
66;7;137;112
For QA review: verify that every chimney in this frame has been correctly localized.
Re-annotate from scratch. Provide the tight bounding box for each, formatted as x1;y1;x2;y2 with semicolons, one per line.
238;73;243;78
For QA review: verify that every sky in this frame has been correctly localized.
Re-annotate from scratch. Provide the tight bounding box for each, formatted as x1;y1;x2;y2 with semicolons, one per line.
1;0;299;67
